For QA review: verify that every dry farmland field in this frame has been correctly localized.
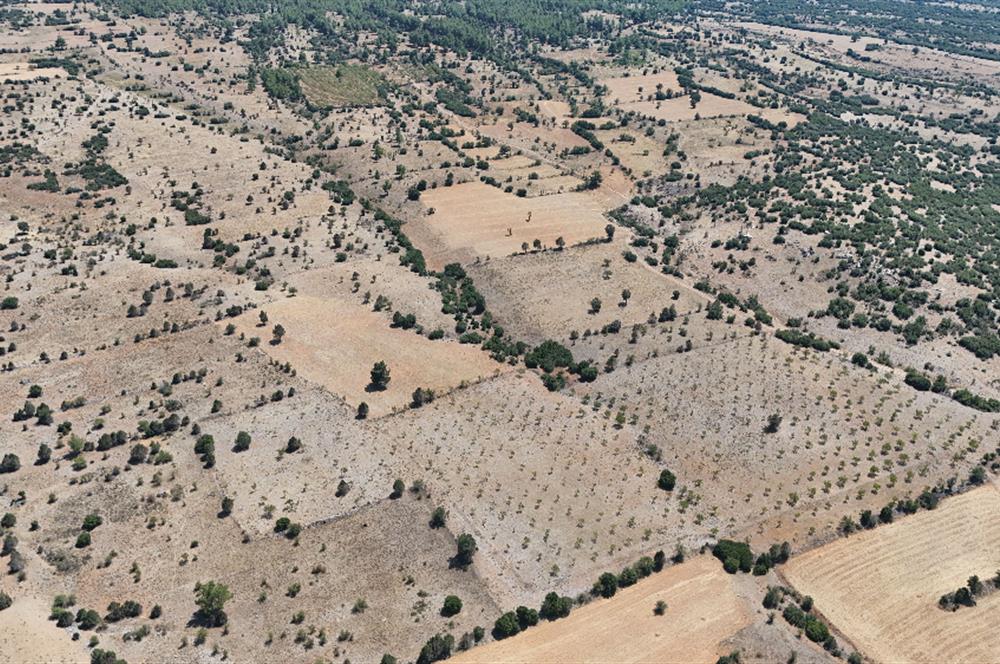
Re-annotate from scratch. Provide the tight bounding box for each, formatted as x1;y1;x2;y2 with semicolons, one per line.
783;485;1000;664
228;294;507;417
2;1;1000;664
416;182;610;269
452;556;750;664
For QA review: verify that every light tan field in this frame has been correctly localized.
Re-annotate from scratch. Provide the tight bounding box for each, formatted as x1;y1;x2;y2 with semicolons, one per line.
230;294;507;417
0;62;63;81
602;70;682;103
595;128;672;178
0;596;87;664
416;182;609;269
627;93;803;127
783;485;1000;664
452;556;749;664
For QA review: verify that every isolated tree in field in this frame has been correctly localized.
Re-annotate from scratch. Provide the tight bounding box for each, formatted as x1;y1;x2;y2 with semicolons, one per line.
369;361;391;391
605;224;615;242
0;454;20;474
590;297;602;314
356;402;369;419
233;431;251;452
657;469;676;491
430;506;447;529
194;581;232;626
454;533;477;568
271;324;285;345
390;478;405;499
441;595;462;616
764;413;782;434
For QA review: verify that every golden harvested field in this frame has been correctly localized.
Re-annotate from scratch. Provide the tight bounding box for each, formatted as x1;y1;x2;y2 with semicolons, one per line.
451;556;750;664
0;596;87;664
416;182;609;269
0;62;63;81
626;93;802;126
783;485;1000;664
230;295;507;417
601;70;682;103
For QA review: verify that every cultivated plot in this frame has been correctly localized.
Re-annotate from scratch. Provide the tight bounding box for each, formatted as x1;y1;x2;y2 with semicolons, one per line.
783;485;1000;664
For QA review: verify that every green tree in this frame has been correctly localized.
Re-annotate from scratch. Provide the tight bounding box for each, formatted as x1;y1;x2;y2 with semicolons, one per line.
454;533;477;568
417;633;454;664
441;595;463;617
369;361;391;391
493;611;520;638
593;572;618;598
194;581;232;626
233;431;251;452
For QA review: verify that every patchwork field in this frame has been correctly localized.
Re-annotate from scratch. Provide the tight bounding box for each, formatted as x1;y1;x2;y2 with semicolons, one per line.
298;64;388;107
1;1;998;663
783;485;1000;664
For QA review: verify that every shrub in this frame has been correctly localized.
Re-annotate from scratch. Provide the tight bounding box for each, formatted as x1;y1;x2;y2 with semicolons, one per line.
454;534;477;568
712;540;753;574
657;469;676;491
233;431;251;452
493;611;520;639
539;592;572;620
441;595;462;617
0;454;20;474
